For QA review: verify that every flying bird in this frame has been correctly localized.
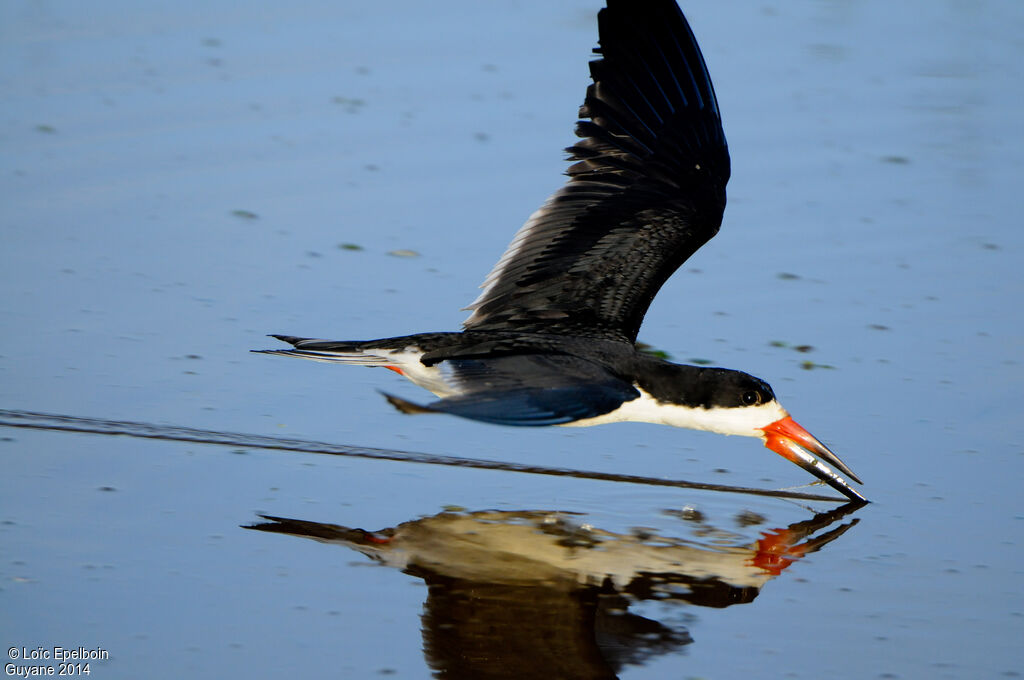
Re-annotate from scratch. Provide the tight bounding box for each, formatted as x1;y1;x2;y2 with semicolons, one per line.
258;0;866;502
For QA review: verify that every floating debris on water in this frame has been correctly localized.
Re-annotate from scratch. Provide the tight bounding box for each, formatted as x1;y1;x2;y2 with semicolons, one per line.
331;96;366;113
663;506;706;523
735;510;766;527
770;340;815;353
636;342;671;360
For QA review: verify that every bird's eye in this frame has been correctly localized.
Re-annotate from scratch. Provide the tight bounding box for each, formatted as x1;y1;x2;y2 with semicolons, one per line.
741;390;761;406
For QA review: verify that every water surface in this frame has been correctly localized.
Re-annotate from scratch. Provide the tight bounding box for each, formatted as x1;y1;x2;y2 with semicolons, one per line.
2;1;1022;678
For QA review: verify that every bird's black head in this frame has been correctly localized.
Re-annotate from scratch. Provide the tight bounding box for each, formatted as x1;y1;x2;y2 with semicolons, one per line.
632;359;865;500
636;362;776;410
703;368;776;409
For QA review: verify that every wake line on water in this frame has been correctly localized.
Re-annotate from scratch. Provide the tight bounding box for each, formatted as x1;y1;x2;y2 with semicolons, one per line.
0;409;847;503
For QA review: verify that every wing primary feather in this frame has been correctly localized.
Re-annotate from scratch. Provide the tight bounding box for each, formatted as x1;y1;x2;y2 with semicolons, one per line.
463;1;729;342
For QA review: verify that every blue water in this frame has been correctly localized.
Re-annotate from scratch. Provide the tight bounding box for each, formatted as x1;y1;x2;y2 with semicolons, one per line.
2;1;1022;678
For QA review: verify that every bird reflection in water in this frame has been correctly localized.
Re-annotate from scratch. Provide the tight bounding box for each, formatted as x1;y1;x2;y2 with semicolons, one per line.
246;503;861;678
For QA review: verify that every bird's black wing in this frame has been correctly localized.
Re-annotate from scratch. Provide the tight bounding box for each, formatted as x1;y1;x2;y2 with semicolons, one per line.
383;354;639;426
462;0;729;343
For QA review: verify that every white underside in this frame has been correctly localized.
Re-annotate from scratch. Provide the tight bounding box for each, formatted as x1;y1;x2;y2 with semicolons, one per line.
562;386;789;438
376;349;456;396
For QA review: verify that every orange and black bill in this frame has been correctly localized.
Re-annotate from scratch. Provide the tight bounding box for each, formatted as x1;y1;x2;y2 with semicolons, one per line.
761;416;866;502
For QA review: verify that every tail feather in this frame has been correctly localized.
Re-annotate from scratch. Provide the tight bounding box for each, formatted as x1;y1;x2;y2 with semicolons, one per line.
255;334;462;396
269;335;365;352
254;348;392;365
254;334;391;365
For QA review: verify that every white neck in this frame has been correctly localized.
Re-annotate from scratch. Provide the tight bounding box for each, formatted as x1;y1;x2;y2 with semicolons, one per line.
561;386;788;437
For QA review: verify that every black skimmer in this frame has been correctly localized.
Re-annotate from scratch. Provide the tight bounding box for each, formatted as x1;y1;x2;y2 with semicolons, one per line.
258;0;866;502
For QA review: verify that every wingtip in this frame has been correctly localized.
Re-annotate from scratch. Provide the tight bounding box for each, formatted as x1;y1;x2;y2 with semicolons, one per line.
268;334;303;345
380;391;436;415
251;335;291;354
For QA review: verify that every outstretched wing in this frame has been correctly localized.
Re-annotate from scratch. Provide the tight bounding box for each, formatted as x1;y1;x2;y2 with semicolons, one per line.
383;354;639;426
463;0;729;342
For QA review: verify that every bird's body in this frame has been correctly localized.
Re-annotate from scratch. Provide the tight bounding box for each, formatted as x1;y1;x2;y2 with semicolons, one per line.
258;0;866;502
